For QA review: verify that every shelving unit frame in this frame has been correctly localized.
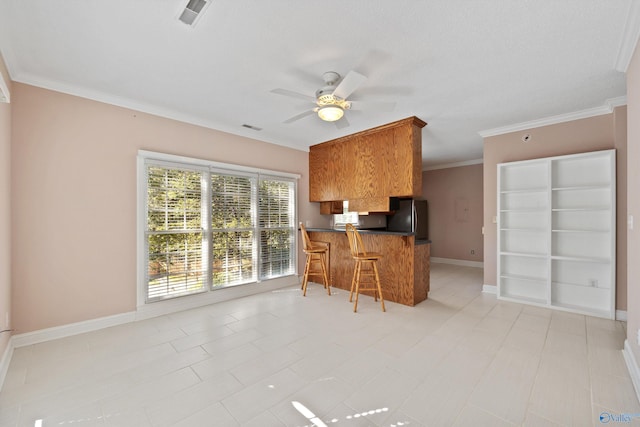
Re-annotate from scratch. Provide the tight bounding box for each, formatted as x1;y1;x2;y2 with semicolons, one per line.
497;149;616;319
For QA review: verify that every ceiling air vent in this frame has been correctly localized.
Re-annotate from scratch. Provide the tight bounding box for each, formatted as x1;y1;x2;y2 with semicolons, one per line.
178;0;210;26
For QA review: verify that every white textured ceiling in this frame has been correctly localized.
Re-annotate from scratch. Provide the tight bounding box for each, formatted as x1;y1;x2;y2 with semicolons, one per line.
0;0;634;167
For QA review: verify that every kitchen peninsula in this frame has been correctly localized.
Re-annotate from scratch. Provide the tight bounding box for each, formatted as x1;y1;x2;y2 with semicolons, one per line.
307;116;430;307
307;228;430;306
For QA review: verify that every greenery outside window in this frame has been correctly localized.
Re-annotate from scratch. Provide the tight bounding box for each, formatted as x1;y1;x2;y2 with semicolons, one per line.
146;166;206;300
141;153;297;303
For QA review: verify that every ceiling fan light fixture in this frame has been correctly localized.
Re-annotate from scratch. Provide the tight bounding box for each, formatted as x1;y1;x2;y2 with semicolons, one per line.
317;105;344;122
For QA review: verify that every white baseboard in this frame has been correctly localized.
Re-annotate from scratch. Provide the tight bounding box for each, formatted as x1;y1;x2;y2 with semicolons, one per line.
623;340;640;405
10;276;298;349
617;310;628;322
431;257;484;268
135;276;297;320
0;337;15;390
11;311;136;348
482;284;497;294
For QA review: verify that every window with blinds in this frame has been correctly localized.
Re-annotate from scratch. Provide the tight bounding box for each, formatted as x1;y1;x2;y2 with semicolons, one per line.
142;156;297;303
211;173;257;287
146;166;206;301
259;178;296;279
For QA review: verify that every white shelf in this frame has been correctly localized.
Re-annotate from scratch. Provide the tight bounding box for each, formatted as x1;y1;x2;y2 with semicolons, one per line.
551;229;609;233
551;207;610;212
500;208;547;213
551;280;605;290
500;274;547;283
551;255;610;263
502;228;547;232
500;187;548;194
552;184;610;191
497;149;615;319
500;251;548;259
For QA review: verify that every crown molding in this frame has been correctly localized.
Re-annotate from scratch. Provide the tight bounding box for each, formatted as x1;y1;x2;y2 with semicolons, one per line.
614;0;640;72
424;158;483;171
478;96;627;138
607;95;629;109
0;71;9;103
10;72;309;153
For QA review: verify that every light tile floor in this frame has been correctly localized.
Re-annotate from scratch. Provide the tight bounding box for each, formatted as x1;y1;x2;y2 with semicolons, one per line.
0;263;638;426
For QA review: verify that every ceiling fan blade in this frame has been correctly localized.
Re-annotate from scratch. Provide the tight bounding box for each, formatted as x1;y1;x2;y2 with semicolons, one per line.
332;70;367;100
335;116;350;129
348;100;396;112
283;109;316;124
271;88;316;103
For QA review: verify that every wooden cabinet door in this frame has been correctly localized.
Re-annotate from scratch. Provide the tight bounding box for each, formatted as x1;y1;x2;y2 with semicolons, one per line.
309;145;331;201
381;124;419;197
329;141;347;200
351;134;382;199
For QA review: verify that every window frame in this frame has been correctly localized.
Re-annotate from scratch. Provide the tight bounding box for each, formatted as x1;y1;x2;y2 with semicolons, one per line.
137;150;299;308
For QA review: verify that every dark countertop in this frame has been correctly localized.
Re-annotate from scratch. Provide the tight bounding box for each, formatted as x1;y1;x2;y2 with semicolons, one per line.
306;228;431;244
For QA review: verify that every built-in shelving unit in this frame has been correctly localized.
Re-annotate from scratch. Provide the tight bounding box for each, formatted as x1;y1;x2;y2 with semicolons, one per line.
497;149;615;319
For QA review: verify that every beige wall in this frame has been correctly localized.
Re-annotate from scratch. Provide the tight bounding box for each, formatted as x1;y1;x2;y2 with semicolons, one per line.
627;42;640;363
11;83;316;334
422;164;483;262
483;111;628;310
0;55;11;360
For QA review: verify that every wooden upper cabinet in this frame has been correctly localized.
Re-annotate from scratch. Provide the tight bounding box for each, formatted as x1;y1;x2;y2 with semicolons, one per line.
308;143;330;201
309;116;426;203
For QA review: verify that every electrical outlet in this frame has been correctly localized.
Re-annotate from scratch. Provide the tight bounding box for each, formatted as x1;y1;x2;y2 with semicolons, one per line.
590;279;598;287
470;249;475;255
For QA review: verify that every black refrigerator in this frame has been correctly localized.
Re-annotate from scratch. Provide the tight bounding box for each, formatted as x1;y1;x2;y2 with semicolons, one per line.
386;199;429;240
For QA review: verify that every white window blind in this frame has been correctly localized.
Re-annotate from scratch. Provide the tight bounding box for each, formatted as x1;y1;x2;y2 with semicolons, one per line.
259;177;296;279
211;172;257;287
141;153;298;303
146;165;206;301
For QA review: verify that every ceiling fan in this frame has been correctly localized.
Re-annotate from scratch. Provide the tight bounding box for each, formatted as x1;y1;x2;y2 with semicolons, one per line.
271;70;396;129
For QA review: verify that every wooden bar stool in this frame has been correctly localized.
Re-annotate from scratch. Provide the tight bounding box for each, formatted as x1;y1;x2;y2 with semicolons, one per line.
345;224;385;312
299;223;331;296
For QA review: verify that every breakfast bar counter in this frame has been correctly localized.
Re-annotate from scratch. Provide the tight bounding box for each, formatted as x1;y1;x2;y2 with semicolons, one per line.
306;228;430;306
